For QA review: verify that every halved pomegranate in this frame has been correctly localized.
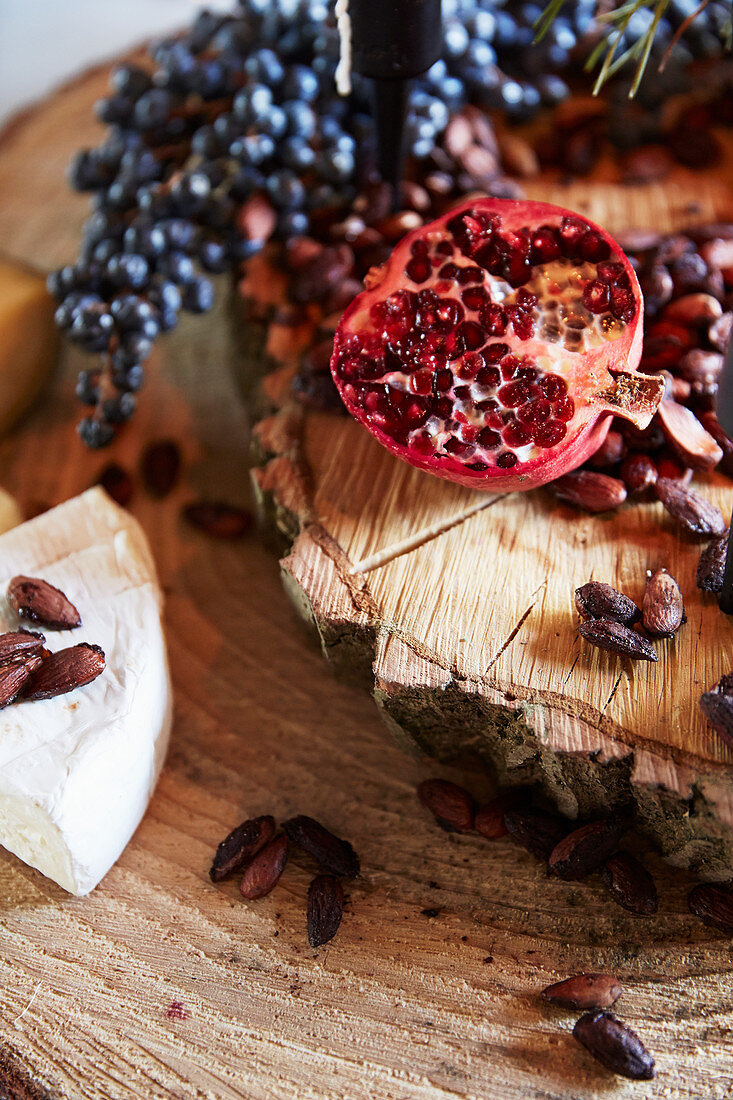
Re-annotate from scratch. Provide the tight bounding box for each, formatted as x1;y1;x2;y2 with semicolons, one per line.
331;198;664;491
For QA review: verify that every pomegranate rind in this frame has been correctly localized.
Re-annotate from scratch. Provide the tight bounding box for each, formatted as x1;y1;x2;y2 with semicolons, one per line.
331;198;650;492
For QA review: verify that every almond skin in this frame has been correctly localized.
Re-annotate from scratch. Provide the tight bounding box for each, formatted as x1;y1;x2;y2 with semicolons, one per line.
541;973;623;1010
0;630;45;663
417;779;475;833
573;1012;655;1080
7;575;81;631
0;654;42;709
23;643;105;701
307;874;344;947
239;835;288;900
283;815;360;878
642;568;685;638
578;619;658;662
574;582;640;626
209;815;276;883
549;818;627;880
655;478;726;537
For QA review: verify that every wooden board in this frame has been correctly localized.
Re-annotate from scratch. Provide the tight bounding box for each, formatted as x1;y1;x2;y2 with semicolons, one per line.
0;59;733;1100
253;140;733;872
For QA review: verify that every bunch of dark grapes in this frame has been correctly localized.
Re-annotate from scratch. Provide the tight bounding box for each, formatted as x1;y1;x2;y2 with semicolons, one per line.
51;0;729;446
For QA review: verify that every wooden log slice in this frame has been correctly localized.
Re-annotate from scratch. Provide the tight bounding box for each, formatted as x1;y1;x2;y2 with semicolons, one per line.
252;164;733;875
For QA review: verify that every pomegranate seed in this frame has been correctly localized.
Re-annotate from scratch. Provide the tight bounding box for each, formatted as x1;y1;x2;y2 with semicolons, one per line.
457;266;483;285
444;438;473;457
436;299;464;329
610;286;635;323
499;380;539;407
518;398;553;424
410;370;433;395
554;395;575;421
433;396;453;419
478;427;501;448
485;410;504;429
462;285;489;311
580;231;611;263
412;431;434;455
540;374;568;400
515;363;539;381
496;452;518;468
435;368;453;391
476;365;501;388
406;256;431;283
506;256;532;287
457;321;485;351
596;261;625;285
467;461;489;471
503;421;532;447
583;280;610;314
479;303;507;335
530;226;562;263
439;262;461;280
484;343;510;363
516;288;538;309
457;352;484;379
533;419;567;447
508;307;535;340
405;401;428;427
559;217;590;257
500;354;521;379
454;384;471;400
411;239;429;256
434;239;454;257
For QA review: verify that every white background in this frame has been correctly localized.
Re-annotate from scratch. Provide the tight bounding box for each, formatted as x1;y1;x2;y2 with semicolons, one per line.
0;1;234;124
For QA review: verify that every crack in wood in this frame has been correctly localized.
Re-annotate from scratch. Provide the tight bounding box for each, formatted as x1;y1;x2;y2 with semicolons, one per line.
348;495;508;575
563;654;580;687
602;673;624;715
484;589;544;675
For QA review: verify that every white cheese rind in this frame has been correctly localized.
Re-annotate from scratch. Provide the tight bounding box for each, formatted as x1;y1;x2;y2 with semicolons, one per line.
0;488;171;895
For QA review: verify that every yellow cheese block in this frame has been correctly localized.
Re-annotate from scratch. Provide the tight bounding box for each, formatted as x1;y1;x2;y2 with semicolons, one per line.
0;488;21;534
0;259;60;436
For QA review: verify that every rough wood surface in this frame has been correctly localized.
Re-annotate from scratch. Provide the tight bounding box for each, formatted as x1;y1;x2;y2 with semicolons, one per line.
0;61;732;1100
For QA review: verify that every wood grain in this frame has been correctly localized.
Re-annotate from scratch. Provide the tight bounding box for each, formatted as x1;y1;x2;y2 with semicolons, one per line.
0;61;732;1100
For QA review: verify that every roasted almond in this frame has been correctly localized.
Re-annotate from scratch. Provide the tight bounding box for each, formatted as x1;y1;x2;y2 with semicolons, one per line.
541;973;622;1011
283;814;360;878
601;852;659;915
236;192;276;244
474;794;516;840
699;413;733;476
549;818;626;880
239;835;288;900
24;643;105;701
0;630;46;663
573;1012;655;1080
585;430;626;469
642;568;685;638
307;874;344;947
708;311;732;354
183;502;252;540
8;575;81;631
553;471;627;513
697;531;729;593
0;655;42;709
141;440;182;498
656;399;723;471
574;582;640;626
97;463;133;507
619;452;657;497
699;676;733;747
578;619;658;662
664;292;723;324
417;778;475;833
504;808;567;860
688;881;733;934
655;478;726;537
209;815;276;882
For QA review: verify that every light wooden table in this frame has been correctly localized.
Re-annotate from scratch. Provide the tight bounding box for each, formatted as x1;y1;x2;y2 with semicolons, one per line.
0;61;731;1100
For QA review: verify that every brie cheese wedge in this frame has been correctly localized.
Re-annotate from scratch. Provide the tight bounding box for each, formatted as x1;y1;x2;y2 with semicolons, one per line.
0;487;172;894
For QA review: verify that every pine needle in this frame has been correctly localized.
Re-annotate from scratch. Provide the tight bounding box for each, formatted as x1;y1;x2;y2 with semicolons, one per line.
534;0;730;97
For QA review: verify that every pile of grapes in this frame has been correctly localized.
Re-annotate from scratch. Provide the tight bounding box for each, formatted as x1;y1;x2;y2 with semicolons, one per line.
49;0;731;446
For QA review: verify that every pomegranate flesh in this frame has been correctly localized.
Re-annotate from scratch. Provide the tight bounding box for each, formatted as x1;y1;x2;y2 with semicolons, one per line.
331;199;663;491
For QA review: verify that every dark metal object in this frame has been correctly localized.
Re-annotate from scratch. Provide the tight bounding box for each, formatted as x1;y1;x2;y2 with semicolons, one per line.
715;336;733;613
349;0;443;198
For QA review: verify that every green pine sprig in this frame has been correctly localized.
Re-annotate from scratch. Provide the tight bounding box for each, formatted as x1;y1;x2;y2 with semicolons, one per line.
535;0;732;97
